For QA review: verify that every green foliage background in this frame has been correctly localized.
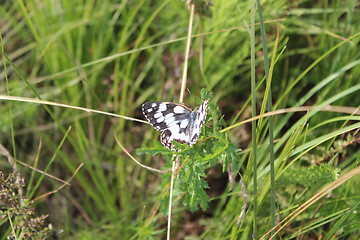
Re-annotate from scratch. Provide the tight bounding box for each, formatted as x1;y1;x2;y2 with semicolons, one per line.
0;0;359;239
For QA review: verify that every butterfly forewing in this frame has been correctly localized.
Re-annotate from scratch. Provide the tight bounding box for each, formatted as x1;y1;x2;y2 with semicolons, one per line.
142;100;208;150
142;102;192;131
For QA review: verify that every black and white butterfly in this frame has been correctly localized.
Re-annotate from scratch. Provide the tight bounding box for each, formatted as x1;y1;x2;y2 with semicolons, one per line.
142;100;208;150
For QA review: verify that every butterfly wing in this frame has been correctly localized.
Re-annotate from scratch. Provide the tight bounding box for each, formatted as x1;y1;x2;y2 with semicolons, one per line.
142;101;192;130
142;101;194;149
142;100;208;150
188;99;208;145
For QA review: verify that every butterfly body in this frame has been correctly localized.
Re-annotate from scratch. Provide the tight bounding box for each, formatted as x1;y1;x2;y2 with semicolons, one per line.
142;100;208;150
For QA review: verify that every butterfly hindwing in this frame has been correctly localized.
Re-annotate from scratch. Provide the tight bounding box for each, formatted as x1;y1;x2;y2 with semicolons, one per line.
142;100;208;150
189;99;208;145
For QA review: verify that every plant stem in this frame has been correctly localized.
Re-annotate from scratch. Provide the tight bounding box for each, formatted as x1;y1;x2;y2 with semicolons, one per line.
256;0;276;236
167;3;195;240
250;0;258;238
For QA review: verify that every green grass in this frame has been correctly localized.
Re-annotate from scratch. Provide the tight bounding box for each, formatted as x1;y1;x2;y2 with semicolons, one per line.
1;0;360;239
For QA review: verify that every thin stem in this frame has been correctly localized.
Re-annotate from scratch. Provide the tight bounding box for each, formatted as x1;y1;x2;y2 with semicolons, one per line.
250;0;258;238
115;136;168;173
167;3;195;240
179;3;195;103
1;34;17;163
256;0;276;235
0;95;148;124
167;156;176;240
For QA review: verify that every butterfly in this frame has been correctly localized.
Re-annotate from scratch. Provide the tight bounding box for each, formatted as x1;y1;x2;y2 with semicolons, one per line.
142;99;208;150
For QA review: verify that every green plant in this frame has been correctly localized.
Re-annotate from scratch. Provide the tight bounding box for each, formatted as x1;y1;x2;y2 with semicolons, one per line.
1;0;360;239
0;170;52;239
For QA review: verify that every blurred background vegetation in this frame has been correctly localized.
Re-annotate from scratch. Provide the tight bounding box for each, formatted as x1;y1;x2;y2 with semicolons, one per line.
0;0;359;239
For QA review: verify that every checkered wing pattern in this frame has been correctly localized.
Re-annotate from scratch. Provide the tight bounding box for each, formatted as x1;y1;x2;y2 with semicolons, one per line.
142;100;208;150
